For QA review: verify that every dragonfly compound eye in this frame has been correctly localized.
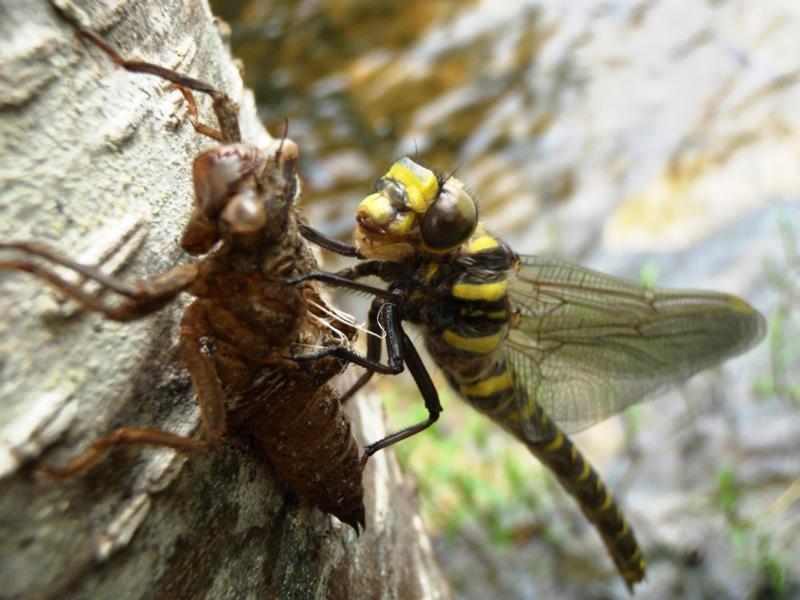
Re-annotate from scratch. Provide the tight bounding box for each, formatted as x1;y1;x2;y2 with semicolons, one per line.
420;180;478;252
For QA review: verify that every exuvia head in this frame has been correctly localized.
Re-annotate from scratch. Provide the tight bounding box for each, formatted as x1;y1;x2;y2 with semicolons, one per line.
355;157;478;260
181;139;299;254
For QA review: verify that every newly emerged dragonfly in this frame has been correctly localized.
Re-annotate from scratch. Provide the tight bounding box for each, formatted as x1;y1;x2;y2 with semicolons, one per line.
296;157;766;589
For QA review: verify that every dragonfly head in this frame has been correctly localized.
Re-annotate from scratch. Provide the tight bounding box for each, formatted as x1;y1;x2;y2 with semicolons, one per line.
355;157;478;260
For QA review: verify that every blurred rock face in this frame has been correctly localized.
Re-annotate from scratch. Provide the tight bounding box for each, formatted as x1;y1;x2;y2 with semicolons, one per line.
214;0;799;255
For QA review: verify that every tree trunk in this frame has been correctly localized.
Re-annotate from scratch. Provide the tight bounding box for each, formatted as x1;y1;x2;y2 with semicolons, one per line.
0;1;448;598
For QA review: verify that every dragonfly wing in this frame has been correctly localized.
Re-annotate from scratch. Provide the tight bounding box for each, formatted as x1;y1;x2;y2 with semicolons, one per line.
505;255;765;439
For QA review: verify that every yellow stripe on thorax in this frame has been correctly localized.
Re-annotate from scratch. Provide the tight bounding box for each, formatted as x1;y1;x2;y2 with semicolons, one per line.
467;234;500;253
452;279;508;301
424;262;439;281
442;328;504;354
461;370;512;397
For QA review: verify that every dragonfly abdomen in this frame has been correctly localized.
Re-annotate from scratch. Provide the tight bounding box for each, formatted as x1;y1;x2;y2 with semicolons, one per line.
415;227;647;588
451;358;646;589
526;410;646;589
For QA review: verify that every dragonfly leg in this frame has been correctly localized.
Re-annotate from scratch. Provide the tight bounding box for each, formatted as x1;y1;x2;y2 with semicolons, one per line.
361;329;441;461
36;427;210;480
173;85;225;142
0;242;198;321
289;260;410;294
289;270;395;300
179;304;229;444
288;299;403;375
289;267;442;458
298;221;363;258
35;306;231;480
67;216;147;294
339;297;385;403
51;3;241;144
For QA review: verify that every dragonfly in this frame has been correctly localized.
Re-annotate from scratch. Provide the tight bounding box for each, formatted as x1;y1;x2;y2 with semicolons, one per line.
293;156;767;589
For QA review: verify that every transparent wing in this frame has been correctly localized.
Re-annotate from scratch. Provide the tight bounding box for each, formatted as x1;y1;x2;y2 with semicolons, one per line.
505;256;765;439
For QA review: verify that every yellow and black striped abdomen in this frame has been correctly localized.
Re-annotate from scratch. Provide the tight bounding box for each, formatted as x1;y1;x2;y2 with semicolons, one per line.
524;411;646;589
417;231;646;588
456;359;646;589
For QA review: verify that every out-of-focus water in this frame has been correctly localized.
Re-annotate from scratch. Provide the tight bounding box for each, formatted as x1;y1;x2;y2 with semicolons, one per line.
212;1;800;598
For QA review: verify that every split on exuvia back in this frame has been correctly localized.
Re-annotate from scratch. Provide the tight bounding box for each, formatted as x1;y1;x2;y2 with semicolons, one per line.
298;156;766;589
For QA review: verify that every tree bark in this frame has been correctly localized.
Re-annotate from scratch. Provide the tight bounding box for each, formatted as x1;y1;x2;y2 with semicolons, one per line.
0;1;448;598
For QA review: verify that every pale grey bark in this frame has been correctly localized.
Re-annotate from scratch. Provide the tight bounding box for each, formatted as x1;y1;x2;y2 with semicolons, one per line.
0;1;448;598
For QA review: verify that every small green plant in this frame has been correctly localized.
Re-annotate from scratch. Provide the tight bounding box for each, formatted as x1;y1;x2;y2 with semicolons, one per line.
638;259;660;289
759;213;800;405
383;379;556;543
622;404;646;441
712;466;791;598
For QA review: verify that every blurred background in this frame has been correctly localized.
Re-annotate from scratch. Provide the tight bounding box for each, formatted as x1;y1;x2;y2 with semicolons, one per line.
210;1;800;598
